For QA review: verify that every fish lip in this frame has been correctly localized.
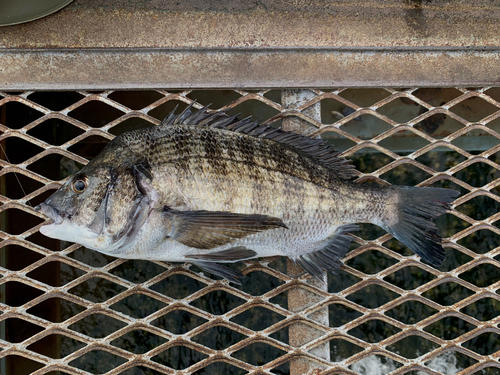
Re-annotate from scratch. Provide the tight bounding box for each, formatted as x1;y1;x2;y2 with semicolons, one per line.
35;203;65;224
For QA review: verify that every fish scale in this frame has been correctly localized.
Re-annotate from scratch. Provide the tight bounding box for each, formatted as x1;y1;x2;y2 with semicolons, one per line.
36;105;459;283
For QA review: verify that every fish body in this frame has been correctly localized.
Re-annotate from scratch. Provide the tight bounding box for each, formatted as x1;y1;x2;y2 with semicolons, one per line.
36;105;458;282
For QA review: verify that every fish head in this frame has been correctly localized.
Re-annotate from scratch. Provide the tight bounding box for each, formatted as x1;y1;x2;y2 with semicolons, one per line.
36;138;148;251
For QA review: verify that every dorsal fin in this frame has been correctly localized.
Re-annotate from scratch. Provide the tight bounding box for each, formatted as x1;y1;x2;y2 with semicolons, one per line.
160;104;356;179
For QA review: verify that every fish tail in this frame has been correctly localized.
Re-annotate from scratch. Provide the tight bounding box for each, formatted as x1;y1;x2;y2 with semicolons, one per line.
380;186;459;267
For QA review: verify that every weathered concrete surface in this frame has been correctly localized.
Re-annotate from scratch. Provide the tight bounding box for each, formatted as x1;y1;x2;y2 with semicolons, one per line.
1;0;500;89
2;0;500;48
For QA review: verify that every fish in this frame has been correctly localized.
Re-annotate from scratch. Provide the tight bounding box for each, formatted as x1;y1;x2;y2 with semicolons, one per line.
35;104;459;283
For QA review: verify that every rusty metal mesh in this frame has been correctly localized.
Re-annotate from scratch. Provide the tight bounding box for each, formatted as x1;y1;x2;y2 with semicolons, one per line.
0;88;499;375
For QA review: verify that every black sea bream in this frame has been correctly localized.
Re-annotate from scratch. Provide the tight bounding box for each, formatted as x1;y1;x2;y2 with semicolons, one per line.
36;105;459;283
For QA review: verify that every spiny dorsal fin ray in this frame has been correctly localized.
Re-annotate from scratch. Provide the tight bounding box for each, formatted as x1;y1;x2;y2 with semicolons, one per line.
160;104;356;179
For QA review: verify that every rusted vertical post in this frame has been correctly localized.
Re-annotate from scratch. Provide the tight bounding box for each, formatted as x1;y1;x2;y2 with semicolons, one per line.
282;90;330;373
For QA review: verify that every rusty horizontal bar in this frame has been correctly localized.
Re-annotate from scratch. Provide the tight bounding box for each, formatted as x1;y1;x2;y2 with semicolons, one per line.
2;48;500;90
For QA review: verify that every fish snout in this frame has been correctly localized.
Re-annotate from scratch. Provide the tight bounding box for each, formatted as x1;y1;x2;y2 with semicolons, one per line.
35;203;64;224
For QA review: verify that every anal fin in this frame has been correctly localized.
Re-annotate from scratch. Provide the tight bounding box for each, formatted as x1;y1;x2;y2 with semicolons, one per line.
295;224;359;281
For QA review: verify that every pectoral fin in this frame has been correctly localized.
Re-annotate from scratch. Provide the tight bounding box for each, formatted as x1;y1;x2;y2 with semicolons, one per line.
186;247;257;261
165;209;287;249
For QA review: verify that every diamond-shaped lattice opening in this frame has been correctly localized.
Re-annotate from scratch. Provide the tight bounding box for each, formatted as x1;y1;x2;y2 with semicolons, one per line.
152;345;208;370
384;266;437;290
460;263;500;287
69;100;124;128
27;334;86;358
3;136;45;164
0;355;44;375
437;212;471;239
225;99;281;122
462;332;500;355
148;99;190;121
150;273;205;299
69;313;127;339
2;208;43;235
328;303;363;327
330;338;364;362
192;361;247;375
4;318;44;343
348;319;401;343
453;160;500;188
321;131;357;152
385;300;438;325
352;223;387;241
378;97;428;123
108;90;164;110
187;90;241;108
460;297;500;321
0;244;44;271
110;259;166;284
415;149;467;173
27;154;84;181
438;247;474;272
378;132;430;153
192;325;246;350
237;270;284;296
68;246;116;267
456;195;500;221
27;119;85;146
27;297;86;323
152;309;207;335
425;351;477;374
191;290;246;315
320;97;355;122
339;88;391;107
109;117;156;136
457;229;499;255
349;355;403;374
450;96;499;122
269;291;288;310
28;91;84;111
269;325;289;345
424;316;476;340
346;249;398;275
67;135;110;159
1;101;45;129
380;163;433;186
350;148;395;174
230;306;285;331
413;88;462;104
339;115;393;140
111;329;168;354
69;349;127;374
422;282;475;306
415;113;453;136
232;342;286;366
118;366;164;375
347;284;400;309
68;277;126;303
2;172;44;199
387;335;440;359
110;293;167;319
328;268;362;293
4;281;44;307
27;261;86;287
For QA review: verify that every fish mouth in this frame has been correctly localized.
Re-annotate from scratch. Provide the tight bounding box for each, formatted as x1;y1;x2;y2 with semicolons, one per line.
35;203;66;225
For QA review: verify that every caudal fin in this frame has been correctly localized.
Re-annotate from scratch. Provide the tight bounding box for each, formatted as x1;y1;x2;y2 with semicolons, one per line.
382;187;459;267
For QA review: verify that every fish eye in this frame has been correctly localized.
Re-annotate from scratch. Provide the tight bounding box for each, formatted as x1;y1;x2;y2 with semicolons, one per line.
71;177;89;194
